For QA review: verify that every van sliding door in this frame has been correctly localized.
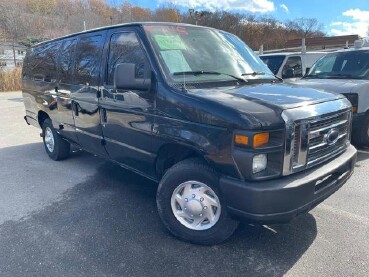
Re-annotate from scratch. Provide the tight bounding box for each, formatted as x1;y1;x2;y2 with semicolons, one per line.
72;31;108;157
56;38;78;143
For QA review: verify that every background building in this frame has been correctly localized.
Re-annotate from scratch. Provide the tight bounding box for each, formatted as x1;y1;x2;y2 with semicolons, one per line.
0;42;27;71
285;35;360;51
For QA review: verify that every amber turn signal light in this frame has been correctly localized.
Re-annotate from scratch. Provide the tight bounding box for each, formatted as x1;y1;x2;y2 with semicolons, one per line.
253;132;269;148
234;134;249;146
352;106;357;113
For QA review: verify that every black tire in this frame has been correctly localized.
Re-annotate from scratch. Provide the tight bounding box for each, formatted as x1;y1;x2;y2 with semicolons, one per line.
353;115;369;146
156;158;239;245
42;118;70;161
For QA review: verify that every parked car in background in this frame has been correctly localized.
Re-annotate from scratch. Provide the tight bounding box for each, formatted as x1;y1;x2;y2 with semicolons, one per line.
22;23;356;245
294;41;369;146
260;52;326;81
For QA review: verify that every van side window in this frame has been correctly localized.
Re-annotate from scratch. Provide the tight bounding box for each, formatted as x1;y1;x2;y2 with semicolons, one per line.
282;56;302;78
75;35;104;86
107;32;146;85
28;42;61;81
60;39;77;83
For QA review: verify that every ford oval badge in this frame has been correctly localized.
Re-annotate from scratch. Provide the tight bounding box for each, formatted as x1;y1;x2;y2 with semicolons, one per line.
325;128;339;145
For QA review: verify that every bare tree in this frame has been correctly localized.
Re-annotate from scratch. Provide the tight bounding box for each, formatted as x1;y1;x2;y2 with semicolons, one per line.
0;0;30;65
0;0;326;51
286;17;324;38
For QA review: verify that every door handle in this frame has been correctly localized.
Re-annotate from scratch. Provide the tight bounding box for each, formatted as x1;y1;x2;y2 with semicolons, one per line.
101;108;107;124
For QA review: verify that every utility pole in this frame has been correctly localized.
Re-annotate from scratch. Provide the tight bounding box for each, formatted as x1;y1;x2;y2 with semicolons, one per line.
12;38;16;67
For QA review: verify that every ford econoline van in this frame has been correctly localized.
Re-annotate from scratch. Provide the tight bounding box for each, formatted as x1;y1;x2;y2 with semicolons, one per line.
22;23;356;245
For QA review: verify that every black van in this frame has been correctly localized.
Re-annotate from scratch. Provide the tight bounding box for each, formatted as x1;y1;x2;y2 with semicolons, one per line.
22;23;357;245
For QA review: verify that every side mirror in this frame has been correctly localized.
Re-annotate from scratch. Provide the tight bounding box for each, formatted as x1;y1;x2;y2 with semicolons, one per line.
283;68;295;79
114;63;151;91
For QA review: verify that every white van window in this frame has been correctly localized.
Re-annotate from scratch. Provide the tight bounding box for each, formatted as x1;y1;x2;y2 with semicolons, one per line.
260;55;285;75
306;50;369;79
282;56;302;78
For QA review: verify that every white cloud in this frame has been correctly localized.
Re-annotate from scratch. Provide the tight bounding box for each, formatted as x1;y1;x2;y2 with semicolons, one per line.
280;4;289;14
342;9;369;21
331;9;369;37
163;0;275;13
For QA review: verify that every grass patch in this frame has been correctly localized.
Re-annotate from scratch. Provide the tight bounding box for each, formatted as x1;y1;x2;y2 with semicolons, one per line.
0;68;22;92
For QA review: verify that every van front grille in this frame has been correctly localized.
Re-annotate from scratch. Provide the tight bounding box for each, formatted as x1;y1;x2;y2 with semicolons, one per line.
307;111;350;167
283;109;351;175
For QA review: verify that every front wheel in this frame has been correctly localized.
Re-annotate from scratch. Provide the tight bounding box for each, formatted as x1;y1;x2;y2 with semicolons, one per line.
156;159;239;245
42;119;70;161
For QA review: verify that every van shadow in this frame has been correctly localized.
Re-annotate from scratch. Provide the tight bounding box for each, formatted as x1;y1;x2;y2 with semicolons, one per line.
0;146;317;276
0;145;317;277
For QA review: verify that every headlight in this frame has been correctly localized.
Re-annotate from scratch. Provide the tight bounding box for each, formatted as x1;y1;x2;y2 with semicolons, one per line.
234;132;269;148
252;154;267;173
232;129;284;180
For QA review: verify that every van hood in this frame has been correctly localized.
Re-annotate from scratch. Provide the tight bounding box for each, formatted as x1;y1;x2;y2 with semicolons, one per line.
293;78;368;94
186;83;344;129
189;83;343;110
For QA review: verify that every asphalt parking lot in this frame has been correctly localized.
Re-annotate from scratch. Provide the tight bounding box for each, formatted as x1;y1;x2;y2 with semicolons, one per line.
0;91;369;277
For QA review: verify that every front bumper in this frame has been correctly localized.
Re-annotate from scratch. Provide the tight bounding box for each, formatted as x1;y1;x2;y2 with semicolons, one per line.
219;145;357;224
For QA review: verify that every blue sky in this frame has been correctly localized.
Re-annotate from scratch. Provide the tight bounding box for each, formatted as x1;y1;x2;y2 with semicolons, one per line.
115;0;369;37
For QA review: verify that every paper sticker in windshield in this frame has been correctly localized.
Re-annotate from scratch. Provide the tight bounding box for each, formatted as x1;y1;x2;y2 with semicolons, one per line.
154;35;186;50
145;25;188;36
160;50;191;73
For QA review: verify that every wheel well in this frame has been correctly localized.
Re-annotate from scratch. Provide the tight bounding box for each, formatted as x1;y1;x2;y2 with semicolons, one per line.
37;111;49;128
155;144;206;178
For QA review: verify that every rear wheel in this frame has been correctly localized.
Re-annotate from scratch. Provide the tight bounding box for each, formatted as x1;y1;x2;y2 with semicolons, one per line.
156;158;239;245
42;119;70;161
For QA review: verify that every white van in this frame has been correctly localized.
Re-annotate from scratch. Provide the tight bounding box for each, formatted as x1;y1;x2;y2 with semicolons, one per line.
260;52;326;80
294;40;369;146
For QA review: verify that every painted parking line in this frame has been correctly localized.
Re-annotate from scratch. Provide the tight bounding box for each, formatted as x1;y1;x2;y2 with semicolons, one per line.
357;150;369;154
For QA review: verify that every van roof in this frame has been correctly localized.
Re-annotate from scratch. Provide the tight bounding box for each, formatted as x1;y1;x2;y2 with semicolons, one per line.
260;52;326;57
330;47;369;53
33;22;213;47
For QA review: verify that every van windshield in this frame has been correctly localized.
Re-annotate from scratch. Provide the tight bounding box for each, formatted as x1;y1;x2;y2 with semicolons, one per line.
260;55;285;75
144;25;275;84
305;50;369;80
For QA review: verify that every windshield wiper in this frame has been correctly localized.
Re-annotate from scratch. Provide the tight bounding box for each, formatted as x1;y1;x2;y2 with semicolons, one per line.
241;71;266;76
242;71;282;82
241;71;283;81
304;74;319;79
326;74;353;79
172;71;248;83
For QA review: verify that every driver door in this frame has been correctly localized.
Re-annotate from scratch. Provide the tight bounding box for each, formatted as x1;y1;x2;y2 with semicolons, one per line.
100;29;156;177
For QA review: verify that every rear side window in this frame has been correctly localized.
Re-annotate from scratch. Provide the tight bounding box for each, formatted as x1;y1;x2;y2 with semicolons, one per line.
27;42;61;81
59;39;77;83
75;34;104;86
107;32;146;85
282;56;302;78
